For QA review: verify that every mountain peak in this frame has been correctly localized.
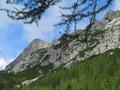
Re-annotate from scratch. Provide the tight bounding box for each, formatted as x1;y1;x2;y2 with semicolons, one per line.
30;39;45;44
28;39;50;51
5;39;51;71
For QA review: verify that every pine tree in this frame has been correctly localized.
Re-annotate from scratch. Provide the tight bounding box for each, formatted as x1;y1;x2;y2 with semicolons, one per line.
2;0;113;31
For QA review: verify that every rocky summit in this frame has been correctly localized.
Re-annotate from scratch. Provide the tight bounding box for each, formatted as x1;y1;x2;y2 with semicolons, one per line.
5;39;51;72
5;10;120;74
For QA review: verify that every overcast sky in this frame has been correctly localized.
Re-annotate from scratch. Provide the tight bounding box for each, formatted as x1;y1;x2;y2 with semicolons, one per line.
0;0;120;70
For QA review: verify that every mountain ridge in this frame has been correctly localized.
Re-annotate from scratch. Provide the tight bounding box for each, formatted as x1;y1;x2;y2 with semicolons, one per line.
5;10;120;74
5;39;51;72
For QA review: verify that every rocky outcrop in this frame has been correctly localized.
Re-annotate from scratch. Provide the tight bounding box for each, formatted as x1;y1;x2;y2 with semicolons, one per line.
5;10;120;73
5;39;51;72
22;76;41;86
102;10;120;24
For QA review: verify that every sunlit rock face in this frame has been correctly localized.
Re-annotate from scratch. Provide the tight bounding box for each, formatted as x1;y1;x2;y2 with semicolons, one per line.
5;10;120;73
5;39;51;72
102;10;120;24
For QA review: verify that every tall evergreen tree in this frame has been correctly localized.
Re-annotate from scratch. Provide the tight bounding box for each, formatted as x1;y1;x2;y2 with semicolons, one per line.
2;0;113;31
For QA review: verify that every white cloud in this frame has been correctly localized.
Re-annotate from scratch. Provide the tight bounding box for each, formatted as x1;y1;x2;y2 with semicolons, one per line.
23;5;61;42
0;57;15;70
0;0;86;42
114;0;120;10
0;58;8;70
0;0;17;28
0;0;24;29
0;0;61;42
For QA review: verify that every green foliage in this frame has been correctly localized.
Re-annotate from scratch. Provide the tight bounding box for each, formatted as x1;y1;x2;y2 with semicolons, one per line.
4;0;113;32
14;48;120;90
0;71;17;90
1;48;120;90
0;59;54;89
14;62;54;83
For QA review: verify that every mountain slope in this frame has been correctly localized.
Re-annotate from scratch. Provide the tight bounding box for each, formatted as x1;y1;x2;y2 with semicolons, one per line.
6;10;120;74
1;10;120;90
16;48;120;90
1;48;120;90
5;39;51;73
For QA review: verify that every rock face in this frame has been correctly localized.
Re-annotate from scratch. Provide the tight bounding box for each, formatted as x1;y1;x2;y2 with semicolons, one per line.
5;39;51;72
102;10;120;24
5;10;120;73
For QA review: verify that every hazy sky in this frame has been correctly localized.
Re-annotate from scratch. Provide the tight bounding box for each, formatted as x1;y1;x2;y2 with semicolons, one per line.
0;0;120;70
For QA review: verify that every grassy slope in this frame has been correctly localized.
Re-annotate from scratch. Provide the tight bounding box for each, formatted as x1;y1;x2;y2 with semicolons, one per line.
1;48;120;90
0;71;17;90
14;48;120;90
